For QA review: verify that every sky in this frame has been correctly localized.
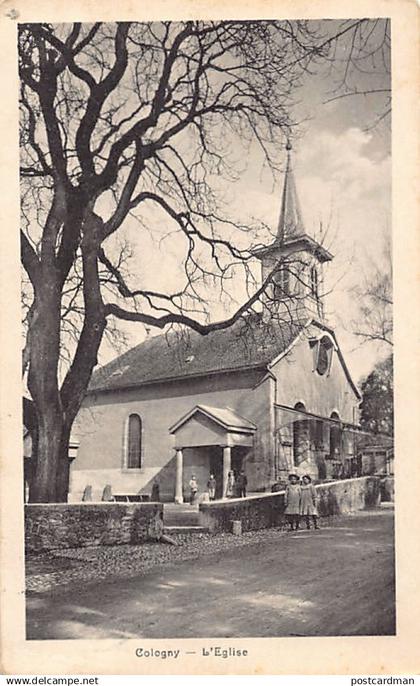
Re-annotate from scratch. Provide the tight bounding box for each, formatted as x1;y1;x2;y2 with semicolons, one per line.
97;20;392;386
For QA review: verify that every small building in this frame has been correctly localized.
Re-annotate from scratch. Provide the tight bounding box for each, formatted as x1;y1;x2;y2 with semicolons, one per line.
357;434;394;476
70;144;362;502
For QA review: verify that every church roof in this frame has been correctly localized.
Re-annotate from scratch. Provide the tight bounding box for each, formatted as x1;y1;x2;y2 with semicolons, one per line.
88;315;304;393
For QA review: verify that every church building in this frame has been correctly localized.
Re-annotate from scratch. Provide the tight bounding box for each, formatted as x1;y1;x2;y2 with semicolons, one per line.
70;143;361;502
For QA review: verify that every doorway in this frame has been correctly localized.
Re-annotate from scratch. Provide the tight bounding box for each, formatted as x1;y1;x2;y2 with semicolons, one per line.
208;446;249;499
209;447;224;499
231;446;246;475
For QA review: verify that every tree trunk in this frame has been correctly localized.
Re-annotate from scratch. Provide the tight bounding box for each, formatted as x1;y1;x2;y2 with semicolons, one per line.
27;277;63;502
54;215;107;501
30;407;63;502
26;212;107;502
56;424;72;502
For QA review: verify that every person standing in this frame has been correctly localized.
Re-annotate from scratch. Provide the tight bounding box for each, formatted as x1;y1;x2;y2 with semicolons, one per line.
237;469;248;497
300;474;319;529
284;473;301;531
207;473;216;501
225;470;235;498
232;470;240;498
189;474;198;505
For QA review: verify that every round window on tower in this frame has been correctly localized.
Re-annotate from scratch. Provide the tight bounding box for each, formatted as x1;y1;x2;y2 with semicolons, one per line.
316;336;333;376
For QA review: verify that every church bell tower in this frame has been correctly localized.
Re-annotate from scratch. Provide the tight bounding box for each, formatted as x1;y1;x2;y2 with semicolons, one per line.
255;141;333;323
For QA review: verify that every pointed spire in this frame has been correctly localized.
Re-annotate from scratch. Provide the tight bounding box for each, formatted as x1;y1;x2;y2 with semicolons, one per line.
277;140;305;241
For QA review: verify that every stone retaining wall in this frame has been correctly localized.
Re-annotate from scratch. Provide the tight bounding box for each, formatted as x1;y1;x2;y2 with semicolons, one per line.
380;476;394;502
25;502;163;553
199;476;381;533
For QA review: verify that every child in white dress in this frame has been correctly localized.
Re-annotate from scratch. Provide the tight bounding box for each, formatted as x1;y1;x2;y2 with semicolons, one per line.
300;474;319;529
284;473;301;531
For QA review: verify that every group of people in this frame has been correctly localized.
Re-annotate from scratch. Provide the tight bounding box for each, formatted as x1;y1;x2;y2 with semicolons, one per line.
284;473;319;531
225;469;247;498
188;469;248;504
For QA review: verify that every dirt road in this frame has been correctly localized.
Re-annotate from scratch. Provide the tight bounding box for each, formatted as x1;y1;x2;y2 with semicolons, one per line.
26;506;395;639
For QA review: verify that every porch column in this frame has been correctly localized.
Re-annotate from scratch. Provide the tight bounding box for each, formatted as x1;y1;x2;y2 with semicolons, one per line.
222;446;231;498
174;449;184;503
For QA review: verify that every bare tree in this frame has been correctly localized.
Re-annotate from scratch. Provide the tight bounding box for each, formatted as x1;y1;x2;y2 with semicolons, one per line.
19;20;391;502
321;18;391;129
352;246;393;348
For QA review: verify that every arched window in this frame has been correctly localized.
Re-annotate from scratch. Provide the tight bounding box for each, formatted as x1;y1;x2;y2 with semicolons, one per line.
126;414;142;469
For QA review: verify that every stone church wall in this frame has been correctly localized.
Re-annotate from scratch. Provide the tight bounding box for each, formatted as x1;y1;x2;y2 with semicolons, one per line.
70;368;271;501
271;329;359;479
271;329;359;423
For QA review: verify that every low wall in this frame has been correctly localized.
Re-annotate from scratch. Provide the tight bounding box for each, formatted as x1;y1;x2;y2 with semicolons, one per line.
315;476;381;516
380;476;394;502
199;476;381;533
25;502;163;553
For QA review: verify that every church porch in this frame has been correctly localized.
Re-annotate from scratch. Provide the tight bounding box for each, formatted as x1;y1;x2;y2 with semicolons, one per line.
169;405;256;503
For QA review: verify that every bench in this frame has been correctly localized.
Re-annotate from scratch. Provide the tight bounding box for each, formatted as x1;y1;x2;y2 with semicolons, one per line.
113;494;150;503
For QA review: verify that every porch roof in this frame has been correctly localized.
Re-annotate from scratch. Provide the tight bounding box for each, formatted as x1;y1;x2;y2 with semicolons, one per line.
169;404;256;435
